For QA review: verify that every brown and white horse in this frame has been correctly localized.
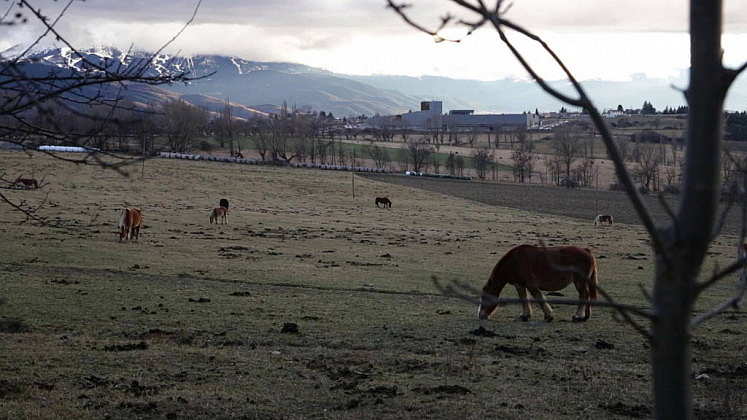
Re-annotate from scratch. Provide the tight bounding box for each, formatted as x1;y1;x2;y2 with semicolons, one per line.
478;245;599;322
594;214;614;226
210;207;228;224
118;208;143;241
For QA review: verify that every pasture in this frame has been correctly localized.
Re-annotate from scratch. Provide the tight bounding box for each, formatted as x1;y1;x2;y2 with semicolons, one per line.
0;151;745;419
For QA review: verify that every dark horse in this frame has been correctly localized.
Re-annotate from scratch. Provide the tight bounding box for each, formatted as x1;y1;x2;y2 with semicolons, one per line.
13;177;38;189
375;197;392;208
478;245;598;322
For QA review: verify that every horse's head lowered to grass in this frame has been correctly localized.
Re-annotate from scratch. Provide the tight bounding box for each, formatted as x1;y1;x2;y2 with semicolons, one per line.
477;245;598;323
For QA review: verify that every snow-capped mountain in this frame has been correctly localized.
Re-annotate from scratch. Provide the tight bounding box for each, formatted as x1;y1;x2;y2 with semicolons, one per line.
26;47;421;116
30;47;331;79
27;46;728;115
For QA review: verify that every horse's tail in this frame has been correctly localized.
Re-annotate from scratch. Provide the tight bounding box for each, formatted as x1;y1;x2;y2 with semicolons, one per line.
133;208;143;227
587;250;599;301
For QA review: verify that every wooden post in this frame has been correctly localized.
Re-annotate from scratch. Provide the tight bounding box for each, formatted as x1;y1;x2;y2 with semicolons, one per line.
141;136;146;179
352;173;355;199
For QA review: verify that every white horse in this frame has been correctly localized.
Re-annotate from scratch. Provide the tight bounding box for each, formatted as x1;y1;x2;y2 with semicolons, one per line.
594;214;614;226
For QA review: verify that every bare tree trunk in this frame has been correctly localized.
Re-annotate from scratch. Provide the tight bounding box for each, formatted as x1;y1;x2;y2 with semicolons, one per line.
652;3;724;419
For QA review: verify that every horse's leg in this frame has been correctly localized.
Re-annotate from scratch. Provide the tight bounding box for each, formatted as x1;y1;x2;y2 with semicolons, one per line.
529;288;554;322
515;285;531;321
572;279;590;322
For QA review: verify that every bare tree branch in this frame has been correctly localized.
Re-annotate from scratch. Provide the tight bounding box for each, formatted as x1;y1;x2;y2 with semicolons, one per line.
690;274;747;329
722;61;747;92
0;190;48;224
431;275;655;319
694;255;747;295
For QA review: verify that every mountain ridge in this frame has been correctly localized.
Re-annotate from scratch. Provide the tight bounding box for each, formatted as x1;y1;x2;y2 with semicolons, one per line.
25;47;747;115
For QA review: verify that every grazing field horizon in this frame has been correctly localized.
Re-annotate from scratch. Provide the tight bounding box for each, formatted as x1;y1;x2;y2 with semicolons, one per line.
1;151;746;419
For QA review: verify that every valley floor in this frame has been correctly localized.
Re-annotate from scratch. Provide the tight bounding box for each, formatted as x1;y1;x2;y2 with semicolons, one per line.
0;152;745;419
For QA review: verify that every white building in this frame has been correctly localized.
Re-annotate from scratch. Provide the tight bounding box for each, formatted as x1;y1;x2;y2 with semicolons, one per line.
367;101;538;131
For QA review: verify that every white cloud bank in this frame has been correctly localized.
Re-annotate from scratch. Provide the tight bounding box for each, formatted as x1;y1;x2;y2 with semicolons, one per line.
2;0;747;81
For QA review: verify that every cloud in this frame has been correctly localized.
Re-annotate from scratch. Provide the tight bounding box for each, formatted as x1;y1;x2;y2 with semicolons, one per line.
2;1;747;81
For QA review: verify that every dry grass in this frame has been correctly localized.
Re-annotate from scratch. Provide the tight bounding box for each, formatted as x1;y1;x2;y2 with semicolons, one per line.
0;151;745;419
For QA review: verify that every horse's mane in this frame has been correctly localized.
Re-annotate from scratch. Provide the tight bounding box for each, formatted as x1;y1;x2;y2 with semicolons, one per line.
483;245;523;294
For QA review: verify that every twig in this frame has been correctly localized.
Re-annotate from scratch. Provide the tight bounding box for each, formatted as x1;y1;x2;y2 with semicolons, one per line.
596;285;651;339
0;190;47;224
431;276;654;319
722;61;747;93
690;274;747;329
694;255;747;295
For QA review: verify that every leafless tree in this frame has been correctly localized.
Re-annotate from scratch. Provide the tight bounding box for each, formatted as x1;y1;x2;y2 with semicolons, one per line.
510;133;535;183
431;125;447;146
400;130;409;143
250;119;273;161
445;152;456;175
466;127;479;148
405;138;434;173
431;153;442;174
545;154;563;186
388;2;747;418
162;99;209;153
471;147;493;180
551;128;581;184
633;143;666;192
396;146;411;171
367;144;390;169
214;99;235;155
614;136;632;163
455;154;465;176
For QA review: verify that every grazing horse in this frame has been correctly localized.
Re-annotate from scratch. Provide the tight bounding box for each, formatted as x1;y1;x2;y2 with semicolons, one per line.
375;197;392;208
219;198;229;209
13;177;38;189
118;208;143;242
594;214;614;226
210;207;228;224
478;245;598;322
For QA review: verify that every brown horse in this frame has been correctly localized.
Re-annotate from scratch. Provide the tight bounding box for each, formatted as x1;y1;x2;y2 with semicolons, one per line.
375;197;392;208
13;177;38;189
478;245;598;322
210;207;228;224
118;208;143;241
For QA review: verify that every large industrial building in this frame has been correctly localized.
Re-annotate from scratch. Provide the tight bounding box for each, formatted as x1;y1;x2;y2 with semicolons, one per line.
367;101;539;131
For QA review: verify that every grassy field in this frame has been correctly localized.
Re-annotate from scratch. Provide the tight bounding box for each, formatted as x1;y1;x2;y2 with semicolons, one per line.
363;174;746;235
1;151;746;419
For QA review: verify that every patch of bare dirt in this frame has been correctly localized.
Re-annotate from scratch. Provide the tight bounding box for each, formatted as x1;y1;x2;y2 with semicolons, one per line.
103;341;148;352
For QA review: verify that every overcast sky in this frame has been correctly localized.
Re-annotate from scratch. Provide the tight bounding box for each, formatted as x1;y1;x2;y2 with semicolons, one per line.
3;0;747;81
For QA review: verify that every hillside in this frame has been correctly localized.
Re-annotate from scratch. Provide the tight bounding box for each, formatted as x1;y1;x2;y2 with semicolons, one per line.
28;48;421;117
24;47;747;116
